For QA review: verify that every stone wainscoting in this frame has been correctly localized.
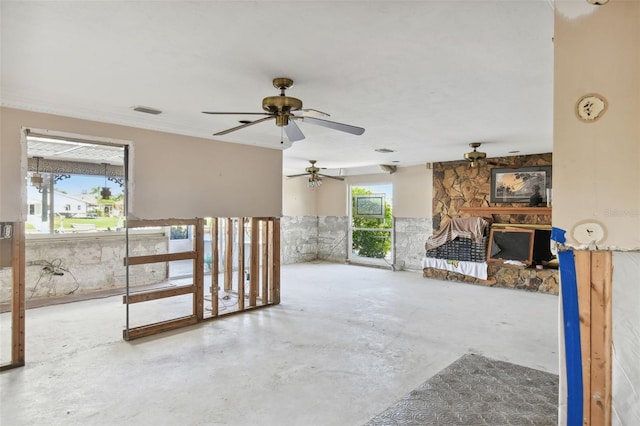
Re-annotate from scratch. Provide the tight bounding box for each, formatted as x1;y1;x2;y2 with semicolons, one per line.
394;217;433;271
0;230;168;303
423;264;559;295
281;216;431;270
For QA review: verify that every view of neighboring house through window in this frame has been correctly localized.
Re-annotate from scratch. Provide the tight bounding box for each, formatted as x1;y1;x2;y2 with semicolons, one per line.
26;135;125;234
26;173;125;234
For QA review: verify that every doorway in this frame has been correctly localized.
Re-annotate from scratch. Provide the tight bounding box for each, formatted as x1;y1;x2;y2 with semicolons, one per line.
348;183;394;267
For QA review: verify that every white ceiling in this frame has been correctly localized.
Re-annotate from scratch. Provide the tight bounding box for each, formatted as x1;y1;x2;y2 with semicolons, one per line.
1;1;554;176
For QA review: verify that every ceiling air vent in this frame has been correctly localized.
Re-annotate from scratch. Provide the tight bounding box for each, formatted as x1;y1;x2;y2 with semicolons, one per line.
132;106;162;115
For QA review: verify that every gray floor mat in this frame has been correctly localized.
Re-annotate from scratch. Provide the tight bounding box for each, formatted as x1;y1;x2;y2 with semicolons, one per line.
365;353;558;425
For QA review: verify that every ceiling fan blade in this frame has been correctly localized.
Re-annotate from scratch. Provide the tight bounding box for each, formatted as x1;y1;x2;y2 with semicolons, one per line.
203;111;271;115
283;119;305;142
285;173;310;178
291;109;330;118
302;116;365;136
214;116;275;136
318;173;344;181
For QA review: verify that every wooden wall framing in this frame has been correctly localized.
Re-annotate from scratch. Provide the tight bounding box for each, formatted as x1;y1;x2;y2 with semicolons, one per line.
122;217;280;341
0;222;25;371
575;250;613;426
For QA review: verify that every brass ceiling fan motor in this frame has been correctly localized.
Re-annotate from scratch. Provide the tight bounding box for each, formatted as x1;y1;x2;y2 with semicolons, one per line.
464;142;487;167
262;78;303;127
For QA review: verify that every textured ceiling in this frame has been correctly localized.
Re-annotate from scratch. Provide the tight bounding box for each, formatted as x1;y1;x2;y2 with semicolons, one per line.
1;1;554;176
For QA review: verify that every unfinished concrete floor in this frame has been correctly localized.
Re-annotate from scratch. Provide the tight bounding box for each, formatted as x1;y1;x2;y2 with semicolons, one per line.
0;262;559;425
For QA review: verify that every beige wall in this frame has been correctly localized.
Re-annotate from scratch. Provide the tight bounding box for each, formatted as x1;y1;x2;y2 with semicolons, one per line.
389;164;432;218
282;176;317;216
0;107;283;221
282;165;432;219
316;178;347;217
553;1;640;249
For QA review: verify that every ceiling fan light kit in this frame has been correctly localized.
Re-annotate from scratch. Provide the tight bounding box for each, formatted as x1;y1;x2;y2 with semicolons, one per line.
380;164;398;174
307;176;323;188
287;160;344;189
203;78;365;143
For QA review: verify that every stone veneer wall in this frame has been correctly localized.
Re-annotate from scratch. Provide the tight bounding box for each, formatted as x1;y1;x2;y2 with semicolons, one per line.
317;216;348;262
0;231;168;303
432;153;553;230
281;215;348;264
423;265;559;295
281;215;427;269
280;216;319;264
394;217;433;271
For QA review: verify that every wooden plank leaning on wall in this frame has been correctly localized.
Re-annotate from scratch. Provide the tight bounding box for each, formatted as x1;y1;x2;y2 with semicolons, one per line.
575;250;613;426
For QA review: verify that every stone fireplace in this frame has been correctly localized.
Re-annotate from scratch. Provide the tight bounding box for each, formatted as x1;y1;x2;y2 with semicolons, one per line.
424;153;558;294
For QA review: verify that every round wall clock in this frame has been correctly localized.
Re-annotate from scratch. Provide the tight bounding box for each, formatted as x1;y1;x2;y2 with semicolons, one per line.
576;94;607;122
572;220;607;245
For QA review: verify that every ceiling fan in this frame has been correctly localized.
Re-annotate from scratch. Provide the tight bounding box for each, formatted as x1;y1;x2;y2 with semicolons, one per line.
463;142;513;168
203;78;365;143
464;142;487;168
286;160;344;188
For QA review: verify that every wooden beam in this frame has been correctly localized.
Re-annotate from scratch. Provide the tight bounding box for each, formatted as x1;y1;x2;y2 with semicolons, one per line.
237;218;245;310
272;218;281;305
589;251;612;426
268;220;274;304
127;218;198;228
122;285;194;304
574;250;592;425
3;222;26;370
249;218;259;306
224;218;233;291
261;220;268;305
211;218;219;317
124;251;195;266
459;207;552;216
194;218;205;320
123;315;198;341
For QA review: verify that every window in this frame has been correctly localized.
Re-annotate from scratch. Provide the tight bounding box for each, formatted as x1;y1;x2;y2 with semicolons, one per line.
25;172;124;234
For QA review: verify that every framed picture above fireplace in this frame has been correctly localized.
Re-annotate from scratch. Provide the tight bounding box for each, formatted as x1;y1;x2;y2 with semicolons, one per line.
490;166;552;204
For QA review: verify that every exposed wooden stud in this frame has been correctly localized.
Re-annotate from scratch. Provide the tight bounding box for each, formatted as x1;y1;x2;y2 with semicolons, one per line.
224;218;233;291
268;220;274;304
123;315;198;341
261;220;269;305
122;285;194;304
1;223;25;371
272;218;281;305
120;216;280;340
194;218;205;320
590;251;612;426
237;217;245;310
14;222;25;367
124;251;195;266
127;218;197;228
574;250;592;425
211;218;219;317
249;218;259;306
